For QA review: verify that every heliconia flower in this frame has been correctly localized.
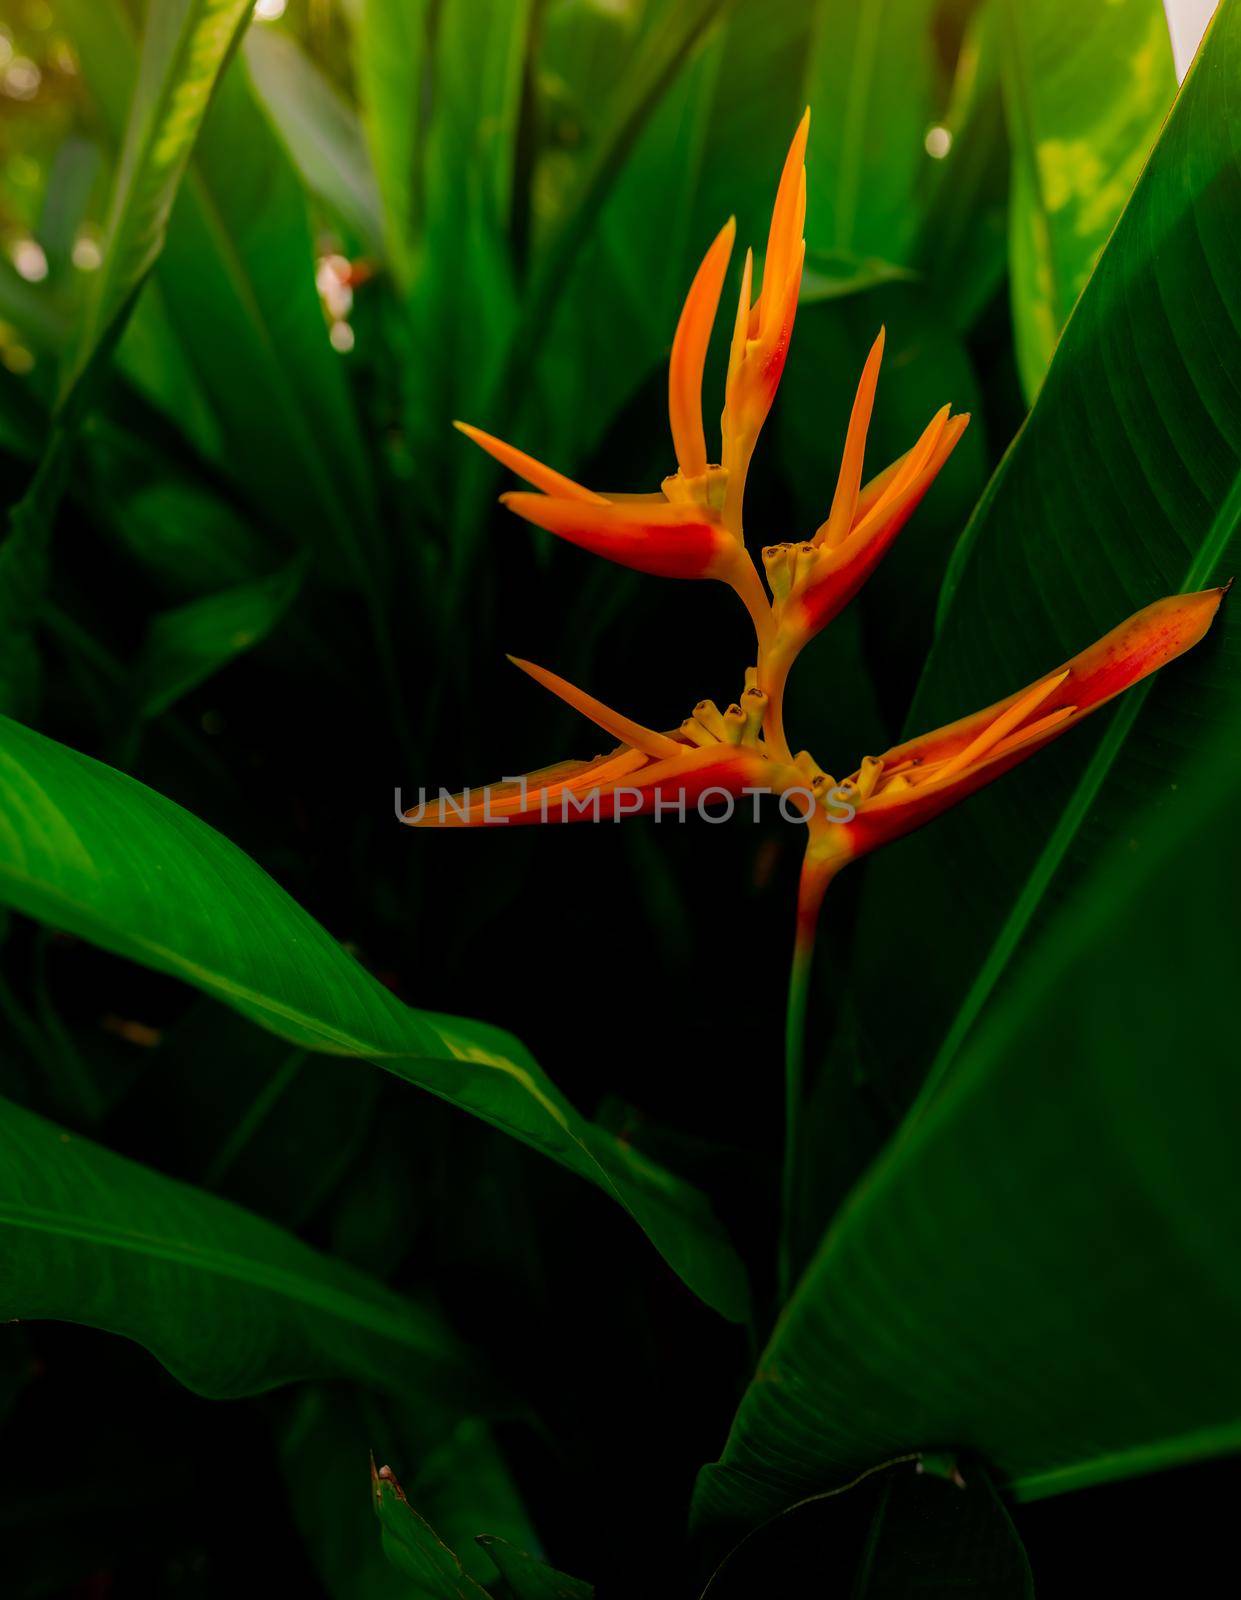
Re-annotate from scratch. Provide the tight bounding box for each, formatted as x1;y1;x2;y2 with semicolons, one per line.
404;659;797;828
719;109;810;527
793;588;1227;923
451;115;818;641
761;328;969;675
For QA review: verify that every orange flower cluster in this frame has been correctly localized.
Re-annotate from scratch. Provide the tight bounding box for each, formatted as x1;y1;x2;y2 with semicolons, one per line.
411;113;1222;942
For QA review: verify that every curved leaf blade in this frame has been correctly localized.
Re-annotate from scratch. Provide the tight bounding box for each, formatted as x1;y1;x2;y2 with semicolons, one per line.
836;0;1241;1128
61;0;254;413
0;715;748;1322
0;1093;476;1402
694;698;1241;1548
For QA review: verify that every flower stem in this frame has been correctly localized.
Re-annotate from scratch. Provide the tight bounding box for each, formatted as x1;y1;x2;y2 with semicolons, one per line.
758;645;793;765
778;847;838;1304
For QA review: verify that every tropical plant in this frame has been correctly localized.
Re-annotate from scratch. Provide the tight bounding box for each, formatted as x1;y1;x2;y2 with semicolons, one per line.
0;0;1238;1593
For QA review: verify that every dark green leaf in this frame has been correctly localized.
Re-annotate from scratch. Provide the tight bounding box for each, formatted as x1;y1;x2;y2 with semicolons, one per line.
0;715;748;1321
281;1387;462;1600
837;0;1241;1130
372;1461;493;1600
693;630;1241;1548
0;1092;480;1401
477;1537;594;1600
135;557;303;718
700;1459;1032;1597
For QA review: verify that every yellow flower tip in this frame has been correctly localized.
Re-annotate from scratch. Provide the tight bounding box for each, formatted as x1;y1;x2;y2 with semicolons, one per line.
669;217;738;479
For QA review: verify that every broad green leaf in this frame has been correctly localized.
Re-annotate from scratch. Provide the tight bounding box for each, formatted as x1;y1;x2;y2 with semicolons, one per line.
351;0;429;293
803;0;942;262
0;716;748;1321
1001;0;1177;398
832;0;1241;1134
0;1091;479;1402
694;706;1241;1548
135;557;304;718
60;0;255;414
244;25;385;259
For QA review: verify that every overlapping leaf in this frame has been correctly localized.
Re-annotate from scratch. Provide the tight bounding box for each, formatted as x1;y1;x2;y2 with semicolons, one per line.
0;1092;478;1402
695;647;1241;1550
0;715;748;1322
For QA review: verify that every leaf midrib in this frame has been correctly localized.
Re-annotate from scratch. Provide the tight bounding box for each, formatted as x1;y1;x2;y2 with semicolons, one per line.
0;1197;434;1349
912;454;1241;1123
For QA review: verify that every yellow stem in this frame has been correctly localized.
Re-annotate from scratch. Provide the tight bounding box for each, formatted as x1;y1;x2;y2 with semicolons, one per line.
757;641;794;765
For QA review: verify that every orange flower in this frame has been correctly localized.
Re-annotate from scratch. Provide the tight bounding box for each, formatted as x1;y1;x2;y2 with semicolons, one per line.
419;118;1223;964
762;329;968;676
793;590;1227;923
414;108;1228;1307
454;211;770;630
719;109;810;527
406;659;797;828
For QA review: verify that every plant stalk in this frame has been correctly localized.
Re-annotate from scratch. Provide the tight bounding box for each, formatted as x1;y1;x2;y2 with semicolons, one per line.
778;846;838;1304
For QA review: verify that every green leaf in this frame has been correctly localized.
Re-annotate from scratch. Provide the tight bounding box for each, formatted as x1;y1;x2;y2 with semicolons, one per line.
523;6;726;469
369;1444;591;1600
372;1462;493;1600
477;1537;594;1600
802;0;942;262
0;439;71;719
0;1091;479;1402
0;715;748;1321
135;557;304;718
60;0;255;414
834;0;1241;1132
281;1388;495;1600
695;705;1241;1547
1001;0;1177;398
350;0;430;293
60;0;382;573
699;1460;1032;1596
912;1;1010;333
798;250;919;303
244;25;385;259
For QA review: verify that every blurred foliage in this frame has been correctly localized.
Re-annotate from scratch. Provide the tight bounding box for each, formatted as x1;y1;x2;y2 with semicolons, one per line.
1;0;1239;1594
